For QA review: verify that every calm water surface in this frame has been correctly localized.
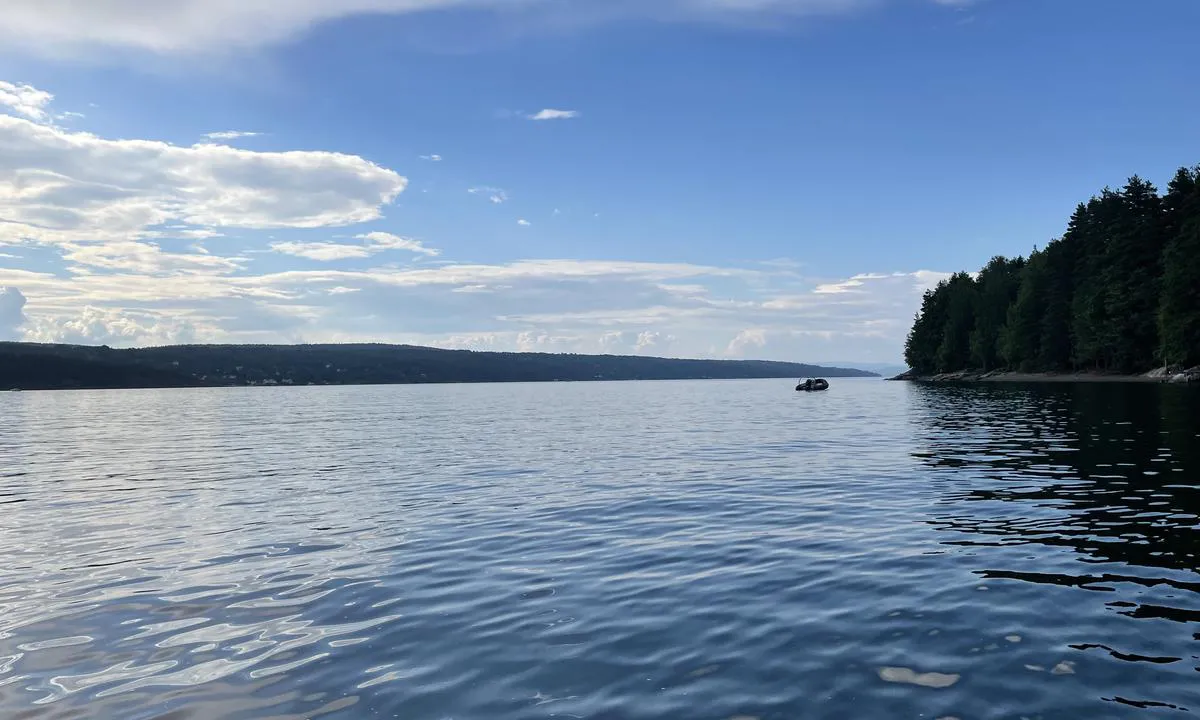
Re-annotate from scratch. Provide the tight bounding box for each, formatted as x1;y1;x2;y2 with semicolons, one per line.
1;379;1197;719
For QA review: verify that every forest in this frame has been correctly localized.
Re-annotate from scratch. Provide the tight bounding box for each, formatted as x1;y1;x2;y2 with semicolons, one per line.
904;165;1200;376
0;342;876;391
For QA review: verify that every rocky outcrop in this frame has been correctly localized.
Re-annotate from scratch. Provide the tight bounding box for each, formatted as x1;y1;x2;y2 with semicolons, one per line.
889;369;1010;382
1144;366;1200;383
889;369;1190;383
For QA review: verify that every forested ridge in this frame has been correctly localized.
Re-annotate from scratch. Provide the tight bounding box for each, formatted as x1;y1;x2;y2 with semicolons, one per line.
905;165;1200;375
0;342;877;391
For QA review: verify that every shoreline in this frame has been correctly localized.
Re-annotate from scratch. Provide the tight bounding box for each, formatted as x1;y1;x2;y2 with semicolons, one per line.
888;369;1198;384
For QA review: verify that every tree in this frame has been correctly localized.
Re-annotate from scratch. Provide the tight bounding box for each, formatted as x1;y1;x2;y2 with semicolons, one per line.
936;272;978;372
1102;176;1164;371
905;282;950;374
1001;250;1047;371
1071;191;1123;370
1159;166;1200;366
904;162;1199;376
970;256;1025;371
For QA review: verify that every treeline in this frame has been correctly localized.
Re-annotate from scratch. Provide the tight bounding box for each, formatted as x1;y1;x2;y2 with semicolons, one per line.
905;165;1200;375
0;342;877;391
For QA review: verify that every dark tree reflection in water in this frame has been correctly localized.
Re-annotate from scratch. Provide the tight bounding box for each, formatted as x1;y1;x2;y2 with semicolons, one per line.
912;383;1200;712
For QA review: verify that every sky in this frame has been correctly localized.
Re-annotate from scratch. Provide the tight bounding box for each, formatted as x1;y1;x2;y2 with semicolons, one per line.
0;0;1197;365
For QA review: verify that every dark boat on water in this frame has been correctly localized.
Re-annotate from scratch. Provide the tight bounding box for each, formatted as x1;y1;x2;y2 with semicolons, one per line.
796;378;829;392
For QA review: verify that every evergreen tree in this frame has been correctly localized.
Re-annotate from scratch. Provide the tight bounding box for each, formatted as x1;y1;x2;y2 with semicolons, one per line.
905;282;950;374
1038;209;1084;370
970;256;1024;371
936;272;978;372
1103;176;1164;371
1001;250;1046;370
1159;166;1200;366
1071;191;1122;370
904;162;1199;376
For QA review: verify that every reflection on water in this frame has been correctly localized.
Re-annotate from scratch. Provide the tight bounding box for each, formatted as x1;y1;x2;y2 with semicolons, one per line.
912;383;1200;715
0;380;1197;719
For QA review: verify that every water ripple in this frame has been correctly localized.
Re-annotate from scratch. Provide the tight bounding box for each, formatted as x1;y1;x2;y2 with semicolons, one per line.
0;380;1197;718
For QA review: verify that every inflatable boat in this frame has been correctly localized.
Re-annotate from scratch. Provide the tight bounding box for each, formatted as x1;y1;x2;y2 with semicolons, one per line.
795;378;829;392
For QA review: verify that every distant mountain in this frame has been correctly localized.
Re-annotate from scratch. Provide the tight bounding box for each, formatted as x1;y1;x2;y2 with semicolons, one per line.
817;361;908;378
0;342;879;391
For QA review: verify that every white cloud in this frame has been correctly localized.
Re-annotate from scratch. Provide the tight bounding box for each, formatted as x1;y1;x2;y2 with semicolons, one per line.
0;1;894;57
468;186;508;204
634;330;674;354
0;81;54;122
63;241;245;274
23;305;199;346
0;108;407;250
517;219;531;227
726;328;767;356
356;231;439;256
0;78;944;364
269;241;375;262
202;130;263;141
528;109;579;121
419;154;442;162
5;259;944;361
0;286;28;339
270;232;438;261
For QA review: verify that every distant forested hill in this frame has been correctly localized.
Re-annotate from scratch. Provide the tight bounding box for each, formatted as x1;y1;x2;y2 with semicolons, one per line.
0;342;877;391
905;164;1200;375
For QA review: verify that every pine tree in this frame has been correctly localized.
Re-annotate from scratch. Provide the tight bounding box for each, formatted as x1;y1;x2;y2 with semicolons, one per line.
904;161;1200;376
1103;176;1164;371
1159;166;1200;367
1001;250;1046;371
970;256;1024;371
905;282;950;374
1071;192;1122;370
936;272;978;372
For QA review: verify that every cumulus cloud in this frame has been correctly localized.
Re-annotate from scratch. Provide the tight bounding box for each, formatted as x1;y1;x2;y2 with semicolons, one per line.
528;109;579;121
23;305;199;346
419;154;442;162
0;109;407;250
1;250;943;362
270;232;438;261
517;219;531;227
0;81;54;122
634;331;674;354
0;286;28;339
726;328;767;356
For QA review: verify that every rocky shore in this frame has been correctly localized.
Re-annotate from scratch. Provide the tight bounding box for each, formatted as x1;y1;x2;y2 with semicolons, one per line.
888;367;1200;384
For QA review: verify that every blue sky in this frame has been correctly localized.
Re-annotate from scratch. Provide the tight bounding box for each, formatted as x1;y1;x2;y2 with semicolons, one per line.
0;0;1197;364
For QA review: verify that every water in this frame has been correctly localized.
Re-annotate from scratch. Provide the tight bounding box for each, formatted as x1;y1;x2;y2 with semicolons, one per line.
0;379;1197;719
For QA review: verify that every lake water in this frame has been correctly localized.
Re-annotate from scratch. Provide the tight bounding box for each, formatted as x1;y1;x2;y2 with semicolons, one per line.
1;379;1197;719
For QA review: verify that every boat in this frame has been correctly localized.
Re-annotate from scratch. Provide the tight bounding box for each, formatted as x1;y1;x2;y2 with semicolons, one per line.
795;378;829;392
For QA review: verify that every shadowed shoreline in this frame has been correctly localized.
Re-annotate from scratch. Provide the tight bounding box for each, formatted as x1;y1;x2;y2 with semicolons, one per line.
0;341;878;391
